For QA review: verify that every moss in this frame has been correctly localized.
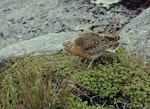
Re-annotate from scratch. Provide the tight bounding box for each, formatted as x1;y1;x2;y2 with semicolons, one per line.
0;47;150;109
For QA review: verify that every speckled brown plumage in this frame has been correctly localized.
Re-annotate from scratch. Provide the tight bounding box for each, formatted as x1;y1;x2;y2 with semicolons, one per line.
63;26;120;69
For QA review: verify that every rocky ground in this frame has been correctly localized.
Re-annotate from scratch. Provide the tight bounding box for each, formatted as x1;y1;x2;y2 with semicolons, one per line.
0;0;148;63
120;8;150;64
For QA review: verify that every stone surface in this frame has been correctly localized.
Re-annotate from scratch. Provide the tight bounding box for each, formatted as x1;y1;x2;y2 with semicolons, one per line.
91;0;119;7
120;7;150;64
0;32;76;61
0;0;141;61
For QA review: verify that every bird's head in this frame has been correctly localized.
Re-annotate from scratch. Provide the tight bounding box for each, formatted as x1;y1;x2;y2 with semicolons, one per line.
63;41;73;51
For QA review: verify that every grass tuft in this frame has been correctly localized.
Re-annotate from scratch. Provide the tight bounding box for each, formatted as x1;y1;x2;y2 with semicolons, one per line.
0;47;150;109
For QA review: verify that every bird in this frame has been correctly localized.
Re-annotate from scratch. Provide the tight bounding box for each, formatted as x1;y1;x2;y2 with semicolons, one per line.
63;25;120;69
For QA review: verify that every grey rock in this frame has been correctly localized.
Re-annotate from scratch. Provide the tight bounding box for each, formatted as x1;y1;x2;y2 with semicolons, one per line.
0;32;77;61
120;7;150;64
0;0;140;61
91;0;119;7
0;0;138;49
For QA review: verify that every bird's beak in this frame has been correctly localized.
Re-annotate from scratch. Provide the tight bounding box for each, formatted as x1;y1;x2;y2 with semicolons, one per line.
61;47;66;52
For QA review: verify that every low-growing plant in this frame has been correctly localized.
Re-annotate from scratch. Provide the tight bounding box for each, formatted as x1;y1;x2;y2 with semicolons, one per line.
0;47;149;109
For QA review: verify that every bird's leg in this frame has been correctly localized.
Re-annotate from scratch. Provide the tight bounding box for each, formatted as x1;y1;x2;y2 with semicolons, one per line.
106;44;120;53
113;45;120;52
86;59;94;70
84;59;88;63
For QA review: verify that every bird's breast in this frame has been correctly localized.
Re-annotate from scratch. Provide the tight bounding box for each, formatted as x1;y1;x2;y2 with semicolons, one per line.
67;46;93;61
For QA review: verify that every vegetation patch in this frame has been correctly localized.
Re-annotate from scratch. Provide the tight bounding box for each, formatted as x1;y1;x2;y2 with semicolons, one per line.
0;47;150;109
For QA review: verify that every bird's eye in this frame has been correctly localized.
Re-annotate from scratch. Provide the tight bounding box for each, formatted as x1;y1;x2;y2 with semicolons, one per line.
66;45;71;49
